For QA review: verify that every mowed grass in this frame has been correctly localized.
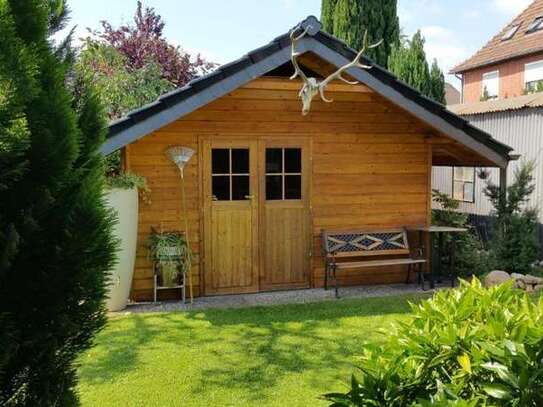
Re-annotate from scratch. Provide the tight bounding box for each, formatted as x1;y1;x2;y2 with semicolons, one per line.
77;294;428;406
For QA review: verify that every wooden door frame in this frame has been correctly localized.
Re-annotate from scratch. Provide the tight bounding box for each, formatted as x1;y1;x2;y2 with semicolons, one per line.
200;136;260;295
257;136;313;291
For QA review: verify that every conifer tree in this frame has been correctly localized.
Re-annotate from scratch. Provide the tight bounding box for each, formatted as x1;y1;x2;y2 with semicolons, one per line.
0;1;116;404
388;31;446;103
429;59;446;104
321;0;400;67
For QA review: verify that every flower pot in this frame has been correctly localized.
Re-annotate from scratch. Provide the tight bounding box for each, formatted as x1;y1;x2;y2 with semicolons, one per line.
105;187;139;311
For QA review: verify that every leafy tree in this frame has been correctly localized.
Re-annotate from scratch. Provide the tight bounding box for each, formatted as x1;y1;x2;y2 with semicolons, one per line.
77;40;173;121
321;0;400;68
483;161;539;274
0;0;116;404
389;31;446;103
96;1;216;87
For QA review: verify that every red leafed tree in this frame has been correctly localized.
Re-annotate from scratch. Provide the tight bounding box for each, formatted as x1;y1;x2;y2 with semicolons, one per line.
98;1;216;87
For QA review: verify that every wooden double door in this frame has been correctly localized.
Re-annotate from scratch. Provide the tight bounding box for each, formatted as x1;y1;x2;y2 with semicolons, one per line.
202;137;311;295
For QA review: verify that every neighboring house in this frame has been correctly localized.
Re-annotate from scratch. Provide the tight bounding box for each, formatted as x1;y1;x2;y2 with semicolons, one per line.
445;83;461;105
433;94;543;217
103;17;512;301
433;0;543;235
452;0;543;103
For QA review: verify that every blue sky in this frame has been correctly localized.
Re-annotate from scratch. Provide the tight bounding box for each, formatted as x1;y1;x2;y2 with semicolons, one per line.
63;0;533;87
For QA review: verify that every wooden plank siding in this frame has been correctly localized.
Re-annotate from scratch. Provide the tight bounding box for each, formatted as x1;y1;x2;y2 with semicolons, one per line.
126;77;432;301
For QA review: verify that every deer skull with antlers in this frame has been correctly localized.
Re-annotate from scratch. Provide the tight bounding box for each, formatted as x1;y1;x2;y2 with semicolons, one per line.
290;25;382;115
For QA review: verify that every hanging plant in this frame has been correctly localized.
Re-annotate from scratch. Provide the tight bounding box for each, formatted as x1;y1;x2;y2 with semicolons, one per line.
147;229;191;287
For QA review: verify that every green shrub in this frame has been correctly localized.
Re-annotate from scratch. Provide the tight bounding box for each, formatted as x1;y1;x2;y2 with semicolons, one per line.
483;161;539;275
106;171;151;204
432;190;493;277
324;279;543;406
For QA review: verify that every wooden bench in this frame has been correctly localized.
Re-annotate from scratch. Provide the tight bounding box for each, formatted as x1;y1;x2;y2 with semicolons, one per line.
321;228;426;298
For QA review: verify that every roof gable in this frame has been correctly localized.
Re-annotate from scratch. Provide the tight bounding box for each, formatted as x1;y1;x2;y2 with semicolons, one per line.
103;16;512;168
452;0;543;73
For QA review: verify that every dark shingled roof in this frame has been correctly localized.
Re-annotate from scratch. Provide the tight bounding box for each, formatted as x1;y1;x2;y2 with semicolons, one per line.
105;16;513;165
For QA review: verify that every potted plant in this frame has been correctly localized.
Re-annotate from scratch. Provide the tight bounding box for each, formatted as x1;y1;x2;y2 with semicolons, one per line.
148;229;191;292
104;172;149;311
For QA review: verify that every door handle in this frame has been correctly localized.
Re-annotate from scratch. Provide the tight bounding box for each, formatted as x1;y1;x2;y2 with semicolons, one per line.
244;195;255;200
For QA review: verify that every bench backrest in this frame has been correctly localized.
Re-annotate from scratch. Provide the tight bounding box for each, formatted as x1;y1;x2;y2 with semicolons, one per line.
321;228;411;258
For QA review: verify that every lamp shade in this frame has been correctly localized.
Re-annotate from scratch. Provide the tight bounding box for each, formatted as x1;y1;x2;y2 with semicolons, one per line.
165;146;195;169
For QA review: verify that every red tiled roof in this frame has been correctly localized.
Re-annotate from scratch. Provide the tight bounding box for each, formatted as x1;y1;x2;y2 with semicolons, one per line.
451;0;543;73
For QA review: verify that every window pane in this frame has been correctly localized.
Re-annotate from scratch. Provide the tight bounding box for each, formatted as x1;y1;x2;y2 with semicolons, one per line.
266;148;283;173
482;71;499;97
231;149;249;174
284;148;301;173
212;176;230;201
212;149;229;174
453;181;464;200
232;176;249;200
285;175;301;199
464;183;474;202
266;175;282;200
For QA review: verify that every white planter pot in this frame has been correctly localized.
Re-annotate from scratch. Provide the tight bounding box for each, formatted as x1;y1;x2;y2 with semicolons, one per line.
105;187;139;311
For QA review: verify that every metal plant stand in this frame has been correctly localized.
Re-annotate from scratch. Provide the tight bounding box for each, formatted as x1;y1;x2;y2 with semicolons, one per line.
153;262;186;303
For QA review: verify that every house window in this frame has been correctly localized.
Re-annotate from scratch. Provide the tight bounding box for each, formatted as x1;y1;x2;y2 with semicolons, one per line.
501;23;520;41
211;148;250;201
453;167;475;203
525;60;543;93
265;148;302;200
482;71;499;100
526;16;543;34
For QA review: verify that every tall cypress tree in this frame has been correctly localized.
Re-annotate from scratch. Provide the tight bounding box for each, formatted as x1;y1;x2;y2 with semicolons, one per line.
0;1;116;405
429;59;446;104
388;30;446;103
321;0;400;67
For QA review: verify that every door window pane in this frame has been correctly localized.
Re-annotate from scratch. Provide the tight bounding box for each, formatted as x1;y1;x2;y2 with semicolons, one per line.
211;148;250;201
232;176;249;201
284;148;301;173
212;149;229;174
232;149;249;174
285;175;301;199
265;147;302;201
266;175;283;200
212;176;230;201
266;148;282;173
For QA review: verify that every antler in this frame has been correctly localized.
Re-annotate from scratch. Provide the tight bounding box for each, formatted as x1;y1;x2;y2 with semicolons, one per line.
319;31;383;103
290;25;311;83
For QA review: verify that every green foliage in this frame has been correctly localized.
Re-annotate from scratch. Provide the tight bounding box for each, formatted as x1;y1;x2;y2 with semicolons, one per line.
0;0;116;404
76;40;173;121
147;230;191;286
106;172;151;204
321;0;400;68
388;31;446;104
429;59;446;105
325;279;543;406
480;86;492;102
432;190;493;278
483;161;539;275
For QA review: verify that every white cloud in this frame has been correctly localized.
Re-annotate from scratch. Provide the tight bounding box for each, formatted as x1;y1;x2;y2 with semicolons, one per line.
493;0;532;15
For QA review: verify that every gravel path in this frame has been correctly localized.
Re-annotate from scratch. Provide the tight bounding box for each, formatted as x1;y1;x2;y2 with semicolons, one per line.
122;283;449;313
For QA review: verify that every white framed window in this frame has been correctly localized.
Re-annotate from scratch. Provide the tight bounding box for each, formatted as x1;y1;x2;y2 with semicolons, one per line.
525;60;543;93
482;71;499;99
502;23;520;41
453;167;475;203
526;16;543;34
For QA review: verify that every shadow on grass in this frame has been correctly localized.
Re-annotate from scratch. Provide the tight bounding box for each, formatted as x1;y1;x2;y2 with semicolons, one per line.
78;293;429;403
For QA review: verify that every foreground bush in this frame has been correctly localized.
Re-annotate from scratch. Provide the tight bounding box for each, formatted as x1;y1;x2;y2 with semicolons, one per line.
325;280;543;406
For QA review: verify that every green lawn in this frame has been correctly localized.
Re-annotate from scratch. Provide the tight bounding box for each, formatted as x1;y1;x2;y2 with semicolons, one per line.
77;294;428;406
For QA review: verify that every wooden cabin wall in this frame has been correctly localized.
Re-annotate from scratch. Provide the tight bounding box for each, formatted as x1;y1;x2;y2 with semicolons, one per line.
126;77;432;301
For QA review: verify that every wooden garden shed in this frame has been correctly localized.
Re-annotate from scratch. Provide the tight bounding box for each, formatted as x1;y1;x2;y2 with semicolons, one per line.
102;17;513;301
